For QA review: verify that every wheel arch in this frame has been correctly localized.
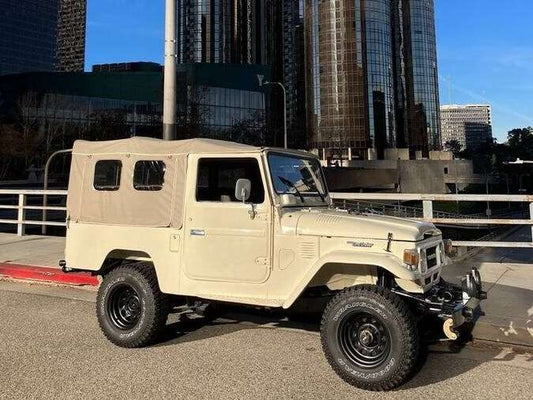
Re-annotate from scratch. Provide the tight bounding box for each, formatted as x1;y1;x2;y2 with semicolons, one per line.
282;250;416;309
98;249;155;276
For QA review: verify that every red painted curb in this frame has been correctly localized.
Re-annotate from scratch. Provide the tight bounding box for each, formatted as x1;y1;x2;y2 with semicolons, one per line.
0;263;99;286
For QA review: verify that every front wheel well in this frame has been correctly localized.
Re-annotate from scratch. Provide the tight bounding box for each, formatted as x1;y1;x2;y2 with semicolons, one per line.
307;262;380;292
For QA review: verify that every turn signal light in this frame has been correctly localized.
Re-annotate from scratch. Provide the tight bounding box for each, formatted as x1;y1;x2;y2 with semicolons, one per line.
403;249;420;270
443;239;453;255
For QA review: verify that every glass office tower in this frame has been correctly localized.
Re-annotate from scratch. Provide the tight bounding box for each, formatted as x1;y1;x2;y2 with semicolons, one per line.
56;0;87;72
176;0;271;64
398;0;441;153
0;0;59;75
176;0;306;148
305;0;441;159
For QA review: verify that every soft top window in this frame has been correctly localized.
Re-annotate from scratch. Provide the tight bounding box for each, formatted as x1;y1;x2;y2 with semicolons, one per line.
134;160;166;191
94;160;122;191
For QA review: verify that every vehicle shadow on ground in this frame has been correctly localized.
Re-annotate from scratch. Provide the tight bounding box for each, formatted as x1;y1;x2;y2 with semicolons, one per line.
155;305;321;348
154;303;531;389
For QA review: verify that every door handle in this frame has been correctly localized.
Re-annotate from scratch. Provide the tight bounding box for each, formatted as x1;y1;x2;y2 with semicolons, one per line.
190;229;206;236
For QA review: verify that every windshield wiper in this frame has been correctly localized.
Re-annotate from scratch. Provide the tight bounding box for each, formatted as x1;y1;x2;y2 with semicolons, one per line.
278;176;305;203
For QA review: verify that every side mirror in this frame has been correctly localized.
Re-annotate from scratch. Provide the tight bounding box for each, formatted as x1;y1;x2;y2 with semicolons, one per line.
235;179;251;203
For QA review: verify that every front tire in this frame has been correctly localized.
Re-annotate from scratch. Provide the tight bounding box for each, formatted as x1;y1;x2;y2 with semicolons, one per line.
96;263;169;348
321;285;419;391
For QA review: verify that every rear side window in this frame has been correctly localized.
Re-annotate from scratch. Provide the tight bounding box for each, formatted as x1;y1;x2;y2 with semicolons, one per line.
133;161;166;191
94;160;122;191
196;158;265;203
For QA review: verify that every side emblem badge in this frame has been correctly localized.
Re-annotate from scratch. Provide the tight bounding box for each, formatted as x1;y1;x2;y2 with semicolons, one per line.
347;241;374;248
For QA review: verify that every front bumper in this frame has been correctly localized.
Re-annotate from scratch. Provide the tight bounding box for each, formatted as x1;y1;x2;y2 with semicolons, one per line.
393;266;487;340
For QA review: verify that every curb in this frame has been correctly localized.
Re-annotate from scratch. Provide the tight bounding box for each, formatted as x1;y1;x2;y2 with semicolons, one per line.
0;263;99;287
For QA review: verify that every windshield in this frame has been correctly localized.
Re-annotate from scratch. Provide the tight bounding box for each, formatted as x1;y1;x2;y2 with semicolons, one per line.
268;153;328;203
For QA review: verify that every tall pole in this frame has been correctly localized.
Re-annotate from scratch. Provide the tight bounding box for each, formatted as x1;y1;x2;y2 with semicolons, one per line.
163;0;177;141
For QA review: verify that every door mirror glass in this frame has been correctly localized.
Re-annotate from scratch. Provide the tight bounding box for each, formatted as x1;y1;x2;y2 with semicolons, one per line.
235;179;251;202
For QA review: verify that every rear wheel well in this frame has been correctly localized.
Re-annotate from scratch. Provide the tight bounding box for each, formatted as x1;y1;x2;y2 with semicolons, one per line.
98;250;154;276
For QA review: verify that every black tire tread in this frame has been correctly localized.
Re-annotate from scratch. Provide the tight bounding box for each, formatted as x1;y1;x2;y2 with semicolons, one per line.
320;284;419;391
96;262;169;348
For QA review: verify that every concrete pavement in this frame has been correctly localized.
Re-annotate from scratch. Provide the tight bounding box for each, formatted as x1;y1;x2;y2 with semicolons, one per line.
0;283;532;400
0;233;64;267
1;232;532;347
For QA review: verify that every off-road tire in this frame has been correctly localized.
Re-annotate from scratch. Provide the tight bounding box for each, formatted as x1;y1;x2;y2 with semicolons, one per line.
96;263;169;348
321;285;419;391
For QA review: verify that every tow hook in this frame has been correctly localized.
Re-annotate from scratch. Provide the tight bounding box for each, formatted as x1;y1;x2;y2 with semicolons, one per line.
443;318;458;340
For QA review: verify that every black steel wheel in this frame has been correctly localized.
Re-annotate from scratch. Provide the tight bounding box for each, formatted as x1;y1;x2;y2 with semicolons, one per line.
321;285;419;391
338;312;391;369
96;263;169;348
106;283;142;330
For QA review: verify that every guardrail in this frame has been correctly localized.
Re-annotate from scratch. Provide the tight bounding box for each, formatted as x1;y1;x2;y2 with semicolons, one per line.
330;193;533;248
1;189;532;248
0;189;68;236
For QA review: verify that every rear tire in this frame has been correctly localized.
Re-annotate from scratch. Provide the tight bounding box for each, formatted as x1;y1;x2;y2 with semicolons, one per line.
320;285;419;391
96;263;169;348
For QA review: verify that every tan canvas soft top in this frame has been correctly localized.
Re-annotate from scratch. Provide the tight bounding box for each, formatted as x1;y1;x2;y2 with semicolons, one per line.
67;137;262;229
71;136;262;156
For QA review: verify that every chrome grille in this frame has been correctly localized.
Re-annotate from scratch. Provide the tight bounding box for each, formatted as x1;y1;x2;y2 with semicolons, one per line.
426;246;438;269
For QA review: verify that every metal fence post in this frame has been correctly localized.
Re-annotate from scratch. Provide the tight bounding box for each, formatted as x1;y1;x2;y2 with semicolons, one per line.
423;200;433;220
17;194;26;236
529;202;533;244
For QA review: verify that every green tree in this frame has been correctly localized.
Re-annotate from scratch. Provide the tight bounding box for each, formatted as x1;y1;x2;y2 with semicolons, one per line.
507;127;533;160
444;139;462;156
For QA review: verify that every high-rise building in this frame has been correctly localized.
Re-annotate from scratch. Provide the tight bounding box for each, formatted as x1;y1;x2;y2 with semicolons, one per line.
176;0;271;65
175;0;306;147
56;0;87;72
396;0;441;153
0;0;86;76
440;105;493;151
0;0;59;75
305;0;441;160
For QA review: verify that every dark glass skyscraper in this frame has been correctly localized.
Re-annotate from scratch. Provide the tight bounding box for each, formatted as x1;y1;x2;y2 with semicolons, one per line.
305;0;441;159
0;0;86;75
56;0;87;72
176;0;306;148
398;0;440;152
176;0;271;64
0;0;59;76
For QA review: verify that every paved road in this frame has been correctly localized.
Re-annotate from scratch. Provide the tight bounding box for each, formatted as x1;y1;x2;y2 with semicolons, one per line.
0;282;531;400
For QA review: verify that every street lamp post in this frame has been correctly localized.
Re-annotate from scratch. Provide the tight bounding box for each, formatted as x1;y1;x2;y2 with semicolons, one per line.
163;0;177;141
258;75;287;149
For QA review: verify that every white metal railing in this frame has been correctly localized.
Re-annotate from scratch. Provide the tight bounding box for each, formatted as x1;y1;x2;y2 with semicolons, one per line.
0;189;68;236
1;189;532;248
331;193;533;248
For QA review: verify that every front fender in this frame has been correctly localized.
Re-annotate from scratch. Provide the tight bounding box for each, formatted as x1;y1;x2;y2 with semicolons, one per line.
282;250;416;309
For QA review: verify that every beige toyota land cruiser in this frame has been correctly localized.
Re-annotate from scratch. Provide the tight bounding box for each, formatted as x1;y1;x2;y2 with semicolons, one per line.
61;137;485;391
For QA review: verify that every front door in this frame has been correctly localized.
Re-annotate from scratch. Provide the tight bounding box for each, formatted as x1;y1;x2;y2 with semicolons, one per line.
184;156;271;285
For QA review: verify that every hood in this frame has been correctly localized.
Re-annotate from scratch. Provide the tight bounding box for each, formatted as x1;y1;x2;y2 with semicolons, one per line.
294;210;440;242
